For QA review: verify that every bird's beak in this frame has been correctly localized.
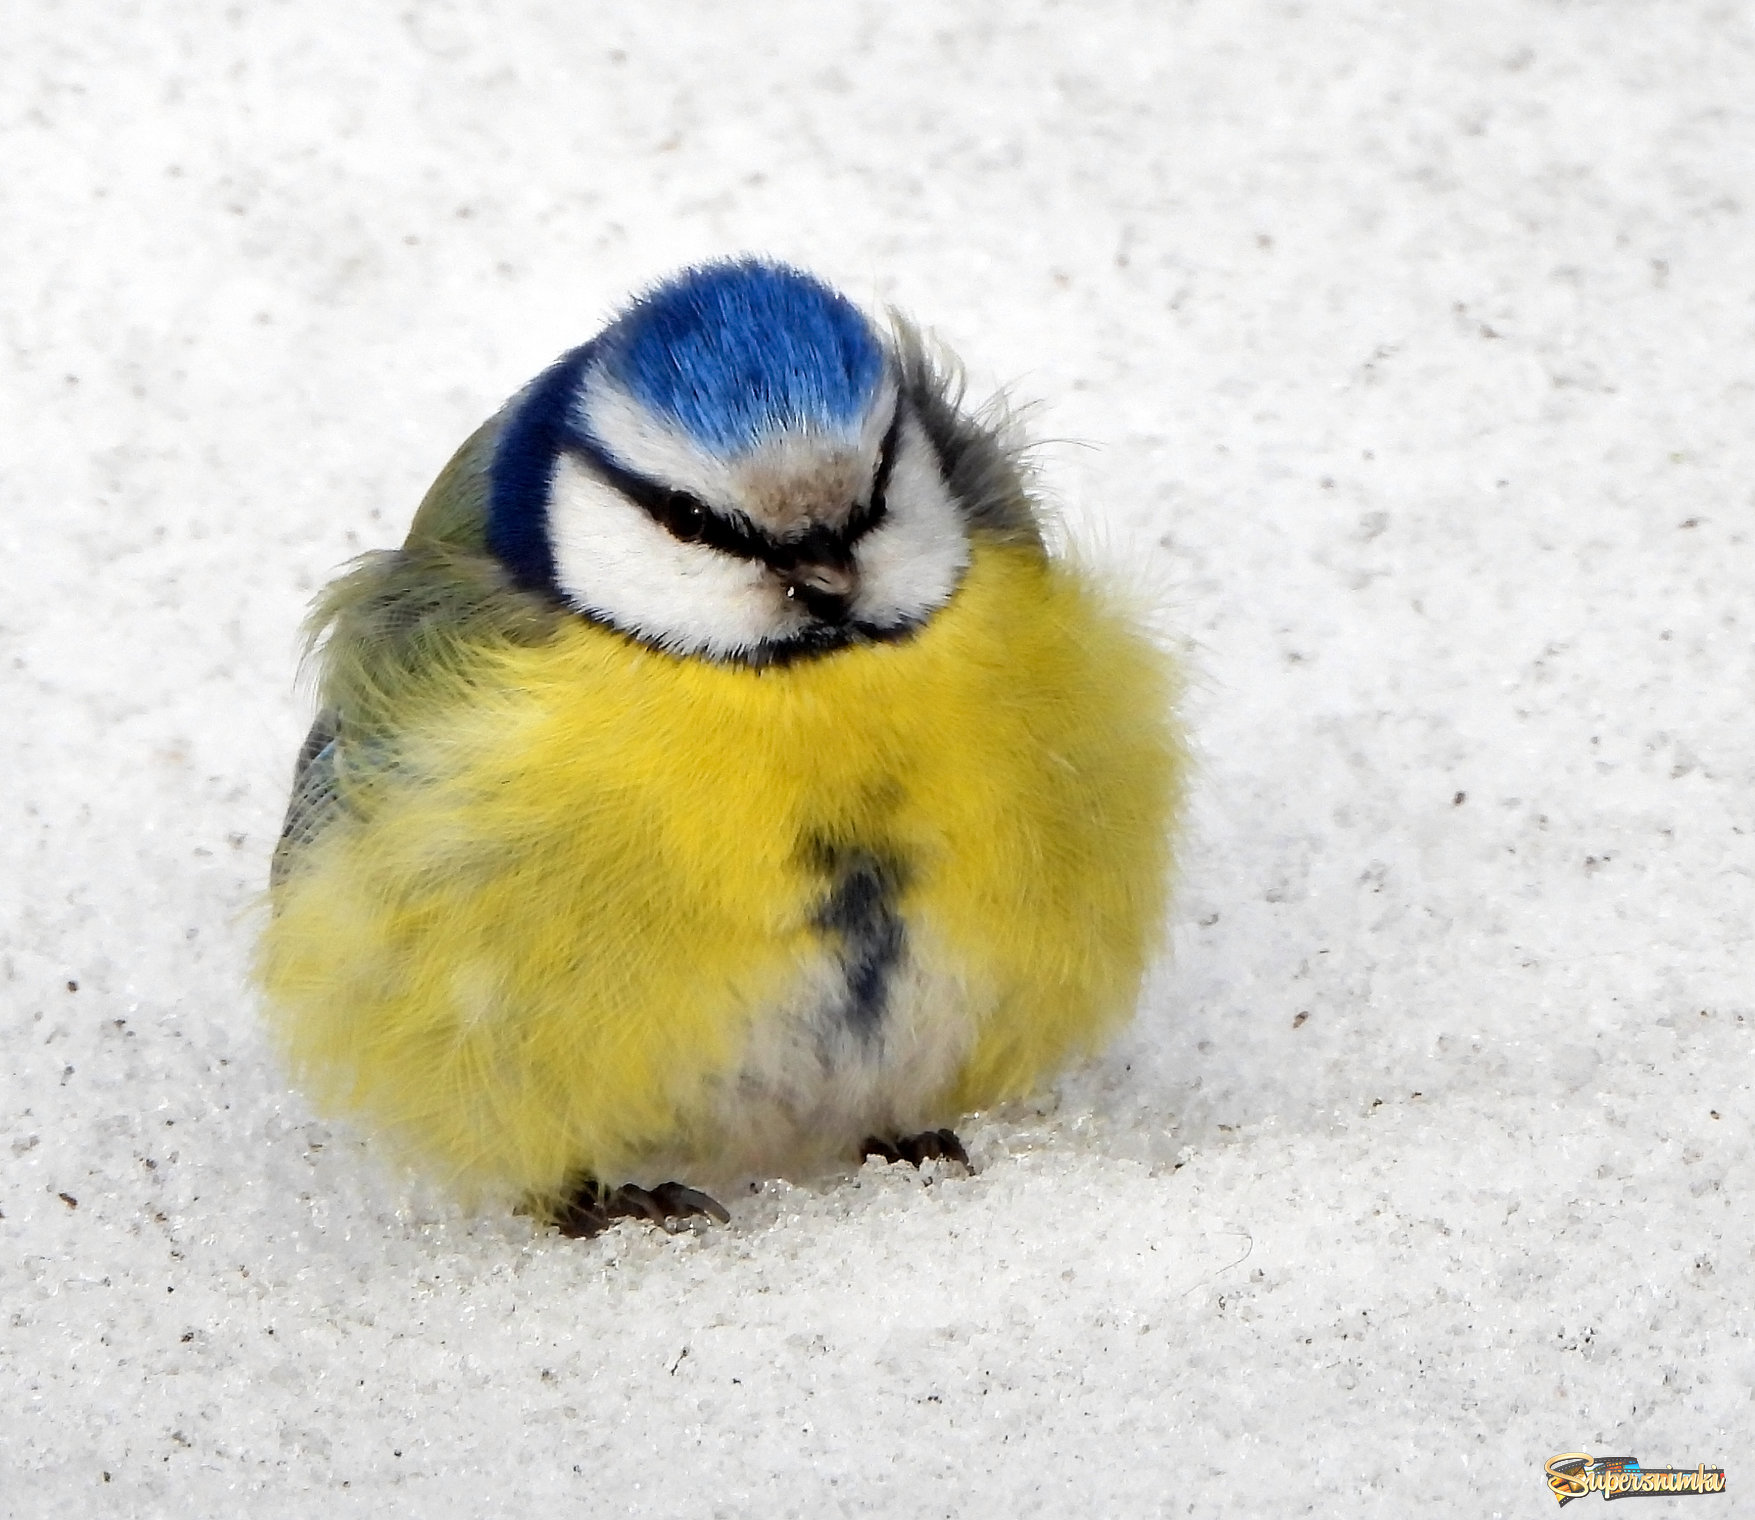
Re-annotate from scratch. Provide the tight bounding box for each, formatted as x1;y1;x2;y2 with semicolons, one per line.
786;561;856;601
779;552;859;624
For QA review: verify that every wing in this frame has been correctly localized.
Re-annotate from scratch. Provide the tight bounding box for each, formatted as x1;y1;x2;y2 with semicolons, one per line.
271;709;344;887
271;410;559;885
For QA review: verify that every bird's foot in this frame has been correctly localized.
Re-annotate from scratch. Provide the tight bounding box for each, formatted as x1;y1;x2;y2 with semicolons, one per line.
861;1128;970;1169
550;1179;731;1239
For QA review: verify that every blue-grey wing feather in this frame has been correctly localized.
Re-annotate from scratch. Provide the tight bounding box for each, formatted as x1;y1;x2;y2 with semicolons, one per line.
271;710;346;887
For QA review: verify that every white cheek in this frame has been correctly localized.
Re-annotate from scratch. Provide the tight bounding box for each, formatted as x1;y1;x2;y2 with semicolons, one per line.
853;421;971;627
546;454;790;657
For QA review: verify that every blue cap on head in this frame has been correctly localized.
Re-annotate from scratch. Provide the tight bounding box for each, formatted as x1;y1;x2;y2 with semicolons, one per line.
595;259;885;457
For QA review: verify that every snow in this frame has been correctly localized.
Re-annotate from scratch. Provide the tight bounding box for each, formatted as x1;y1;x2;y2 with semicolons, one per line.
3;2;1751;1515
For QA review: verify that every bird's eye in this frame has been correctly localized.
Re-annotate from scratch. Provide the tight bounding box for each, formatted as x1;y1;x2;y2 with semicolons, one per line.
663;491;708;543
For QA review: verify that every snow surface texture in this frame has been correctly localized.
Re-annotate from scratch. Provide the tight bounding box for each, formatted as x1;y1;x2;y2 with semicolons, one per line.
3;3;1750;1516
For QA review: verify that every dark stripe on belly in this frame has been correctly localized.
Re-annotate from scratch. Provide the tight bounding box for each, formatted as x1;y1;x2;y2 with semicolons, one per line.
806;842;907;1036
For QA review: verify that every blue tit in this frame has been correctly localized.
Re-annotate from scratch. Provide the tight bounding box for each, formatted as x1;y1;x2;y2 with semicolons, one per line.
257;258;1184;1235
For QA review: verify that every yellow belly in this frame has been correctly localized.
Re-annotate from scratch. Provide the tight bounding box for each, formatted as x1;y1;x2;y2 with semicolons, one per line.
257;542;1182;1204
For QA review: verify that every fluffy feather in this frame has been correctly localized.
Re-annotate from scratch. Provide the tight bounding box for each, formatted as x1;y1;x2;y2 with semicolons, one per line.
260;542;1180;1203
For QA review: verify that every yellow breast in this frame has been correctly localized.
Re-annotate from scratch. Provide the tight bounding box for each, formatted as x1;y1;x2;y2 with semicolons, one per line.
257;541;1182;1203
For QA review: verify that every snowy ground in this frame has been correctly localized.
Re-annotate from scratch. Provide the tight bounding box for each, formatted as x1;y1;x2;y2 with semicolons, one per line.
3;3;1751;1516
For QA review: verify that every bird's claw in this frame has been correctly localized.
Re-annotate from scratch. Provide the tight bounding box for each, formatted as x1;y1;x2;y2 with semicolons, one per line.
639;1181;733;1228
861;1128;970;1169
550;1179;730;1238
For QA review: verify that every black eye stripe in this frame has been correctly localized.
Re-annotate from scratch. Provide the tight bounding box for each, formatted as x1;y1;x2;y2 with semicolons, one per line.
839;405;904;546
571;440;767;560
569;403;904;566
871;406;904;513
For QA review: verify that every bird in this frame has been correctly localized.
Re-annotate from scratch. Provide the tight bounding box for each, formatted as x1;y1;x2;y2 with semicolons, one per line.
256;258;1183;1236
